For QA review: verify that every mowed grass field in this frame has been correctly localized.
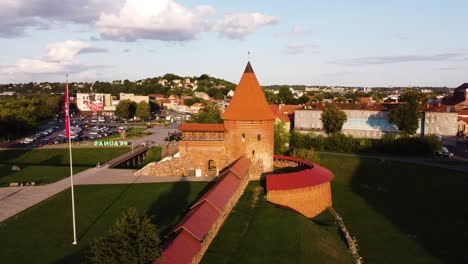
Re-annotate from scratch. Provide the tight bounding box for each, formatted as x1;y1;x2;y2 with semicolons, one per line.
96;127;148;141
0;148;129;186
319;153;468;264
0;182;210;264
202;182;354;264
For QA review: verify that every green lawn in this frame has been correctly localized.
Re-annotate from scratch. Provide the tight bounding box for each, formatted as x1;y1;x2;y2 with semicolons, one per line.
318;153;468;264
96;127;148;141
136;146;162;169
202;182;354;264
0;148;129;186
0;182;210;264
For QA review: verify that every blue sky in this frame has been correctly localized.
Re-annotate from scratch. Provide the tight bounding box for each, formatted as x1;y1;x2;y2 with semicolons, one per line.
0;0;467;87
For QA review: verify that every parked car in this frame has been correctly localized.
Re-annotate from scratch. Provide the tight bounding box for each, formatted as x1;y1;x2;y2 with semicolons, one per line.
435;147;454;158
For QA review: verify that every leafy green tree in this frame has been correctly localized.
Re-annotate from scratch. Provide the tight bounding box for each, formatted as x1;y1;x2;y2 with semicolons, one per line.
190;102;222;123
88;208;161;264
278;86;296;104
136;101;150;121
274;121;290;154
388;89;419;135
116;100;136;119
297;95;310;104
388;104;419;135
263;89;278;104
321;103;347;134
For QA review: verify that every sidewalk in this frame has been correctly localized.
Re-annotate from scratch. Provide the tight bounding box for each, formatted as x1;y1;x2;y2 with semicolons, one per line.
0;167;213;223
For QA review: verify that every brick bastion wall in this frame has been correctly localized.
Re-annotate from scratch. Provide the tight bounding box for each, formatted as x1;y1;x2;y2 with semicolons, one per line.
266;155;334;218
154;156;254;264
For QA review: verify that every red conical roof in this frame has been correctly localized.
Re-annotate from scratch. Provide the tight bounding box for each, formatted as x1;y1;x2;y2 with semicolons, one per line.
221;62;275;121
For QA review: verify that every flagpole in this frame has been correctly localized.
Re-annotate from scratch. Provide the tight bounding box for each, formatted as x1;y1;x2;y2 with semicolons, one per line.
66;74;78;245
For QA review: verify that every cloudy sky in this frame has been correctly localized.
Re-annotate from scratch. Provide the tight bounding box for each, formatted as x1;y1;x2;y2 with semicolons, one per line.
0;0;467;87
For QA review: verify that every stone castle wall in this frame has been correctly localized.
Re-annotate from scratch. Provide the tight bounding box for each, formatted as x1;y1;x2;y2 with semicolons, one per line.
223;120;274;174
179;140;228;176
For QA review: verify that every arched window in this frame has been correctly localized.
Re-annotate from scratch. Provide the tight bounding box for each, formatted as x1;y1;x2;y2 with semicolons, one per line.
242;133;245;142
257;134;261;141
252;150;255;156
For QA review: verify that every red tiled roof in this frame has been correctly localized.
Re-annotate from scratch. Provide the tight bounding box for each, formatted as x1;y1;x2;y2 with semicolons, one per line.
172;201;220;241
266;155;334;192
221;62;275;121
179;123;225;132
458;109;468;116
226;156;251;178
155;157;251;264
191;172;241;211
280;104;303;114
270;105;290;122
154;230;201;264
360;97;372;103
459;117;468;124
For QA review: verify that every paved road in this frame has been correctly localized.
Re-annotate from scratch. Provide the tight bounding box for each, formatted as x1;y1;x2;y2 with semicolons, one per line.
319;151;468;173
0;166;213;223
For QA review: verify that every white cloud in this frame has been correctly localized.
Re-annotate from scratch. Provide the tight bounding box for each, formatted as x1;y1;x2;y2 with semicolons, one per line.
285;43;318;55
214;12;279;39
0;40;106;80
0;0;122;37
96;0;216;41
46;40;106;61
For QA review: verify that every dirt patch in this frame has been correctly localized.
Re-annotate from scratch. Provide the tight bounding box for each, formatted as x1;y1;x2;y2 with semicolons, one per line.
251;186;262;208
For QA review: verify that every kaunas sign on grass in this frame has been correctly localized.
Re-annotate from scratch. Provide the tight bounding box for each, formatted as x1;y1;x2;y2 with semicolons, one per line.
93;140;129;147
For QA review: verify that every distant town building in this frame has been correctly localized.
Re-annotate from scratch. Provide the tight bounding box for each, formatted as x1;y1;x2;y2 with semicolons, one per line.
76;93;115;115
444;83;468;111
295;104;458;138
119;93;149;104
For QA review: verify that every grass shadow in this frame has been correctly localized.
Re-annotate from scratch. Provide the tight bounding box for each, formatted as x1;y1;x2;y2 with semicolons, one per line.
322;153;468;263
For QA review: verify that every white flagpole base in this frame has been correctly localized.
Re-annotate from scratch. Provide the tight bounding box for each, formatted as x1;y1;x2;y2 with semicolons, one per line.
72;241;78;245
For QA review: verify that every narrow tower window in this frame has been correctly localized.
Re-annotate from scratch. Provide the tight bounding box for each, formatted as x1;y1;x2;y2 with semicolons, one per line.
252;150;255;156
257;134;261;141
242;133;245;143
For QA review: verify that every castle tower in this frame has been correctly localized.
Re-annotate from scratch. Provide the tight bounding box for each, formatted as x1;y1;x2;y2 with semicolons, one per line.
222;62;275;176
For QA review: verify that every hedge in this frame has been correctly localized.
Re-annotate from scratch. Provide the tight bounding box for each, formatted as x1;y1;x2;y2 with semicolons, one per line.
289;131;442;156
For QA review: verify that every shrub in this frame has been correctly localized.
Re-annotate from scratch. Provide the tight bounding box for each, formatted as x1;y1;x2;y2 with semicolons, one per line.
290;148;320;163
289;131;441;156
88;208;161;264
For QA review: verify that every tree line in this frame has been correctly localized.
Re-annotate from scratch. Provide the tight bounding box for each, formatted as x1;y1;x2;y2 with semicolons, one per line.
0;95;62;141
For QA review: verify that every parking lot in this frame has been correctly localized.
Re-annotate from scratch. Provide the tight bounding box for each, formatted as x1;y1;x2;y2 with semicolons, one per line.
17;116;131;148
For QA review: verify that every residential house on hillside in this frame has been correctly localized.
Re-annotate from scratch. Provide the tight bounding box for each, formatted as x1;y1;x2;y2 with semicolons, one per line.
444;83;468;111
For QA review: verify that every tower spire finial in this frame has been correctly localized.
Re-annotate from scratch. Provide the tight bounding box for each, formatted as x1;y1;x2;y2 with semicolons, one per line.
244;61;254;73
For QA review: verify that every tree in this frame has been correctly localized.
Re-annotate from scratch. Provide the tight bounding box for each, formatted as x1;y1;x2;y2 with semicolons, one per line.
263;89;278;104
278;86;296;104
274;121;290;154
388;104;419;135
321;103;347;134
116;100;136;119
297;95;310;105
388;89;419;135
291;148;319;163
136;101;150;121
88;208;161;264
190;102;222;123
